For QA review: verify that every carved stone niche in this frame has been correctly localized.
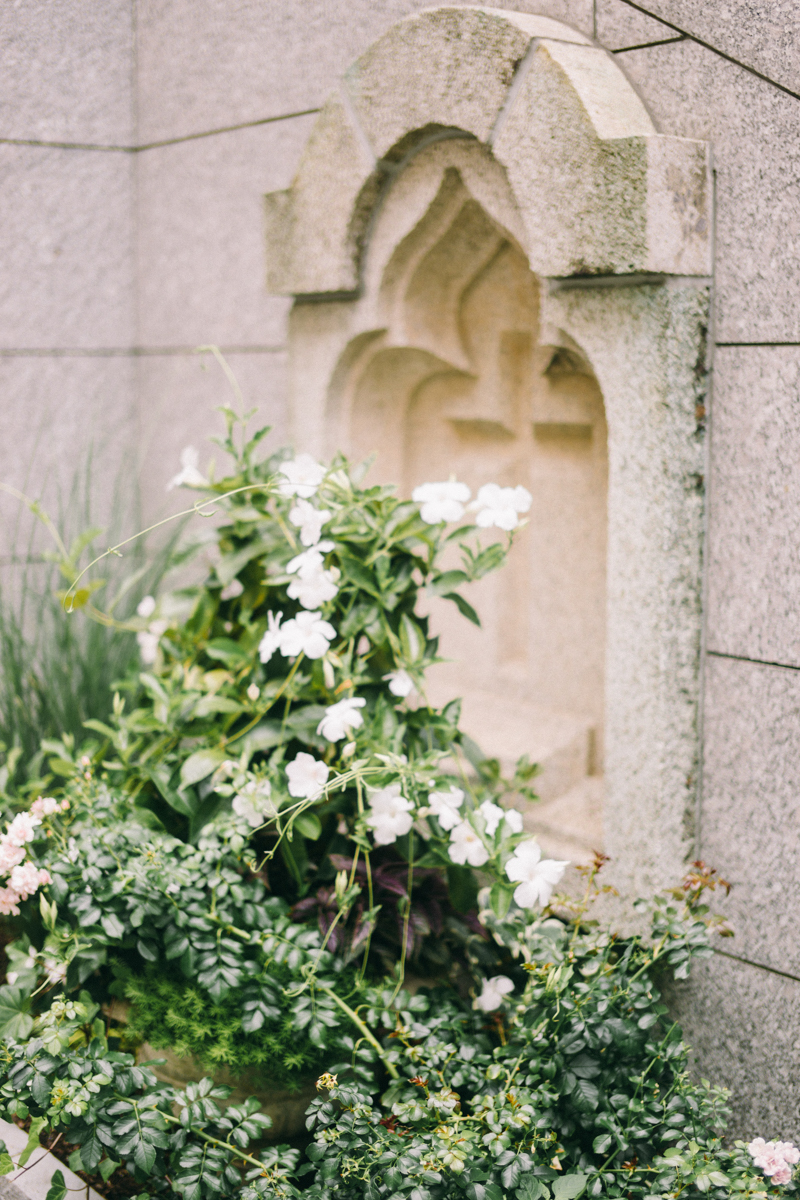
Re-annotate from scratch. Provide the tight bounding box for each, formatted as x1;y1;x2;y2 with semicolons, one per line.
264;6;712;897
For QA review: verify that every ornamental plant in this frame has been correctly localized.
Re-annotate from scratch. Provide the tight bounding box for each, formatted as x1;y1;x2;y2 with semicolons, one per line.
43;398;549;983
0;366;795;1199
0;858;794;1200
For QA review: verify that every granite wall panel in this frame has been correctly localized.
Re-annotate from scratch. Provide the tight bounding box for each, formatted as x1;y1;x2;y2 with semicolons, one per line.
707;346;800;665
620;0;800;96
0;0;134;145
668;953;800;1139
595;0;678;51
616;37;800;342
135;117;314;349
701;653;800;976
134;0;594;145
0;146;134;348
0;354;137;554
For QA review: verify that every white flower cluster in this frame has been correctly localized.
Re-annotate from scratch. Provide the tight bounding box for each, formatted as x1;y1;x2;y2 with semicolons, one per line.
364;782;568;909
412;479;532;531
747;1140;800;1186
0;797;64;916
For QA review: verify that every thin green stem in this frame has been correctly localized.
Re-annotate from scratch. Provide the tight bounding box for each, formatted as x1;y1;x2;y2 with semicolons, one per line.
312;979;399;1080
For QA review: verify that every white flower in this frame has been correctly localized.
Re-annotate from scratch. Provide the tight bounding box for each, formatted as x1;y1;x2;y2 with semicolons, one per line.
137;595;156;618
504;808;524;834
246;683;260;701
427;787;464;831
287;568;338;609
448;820;489;867
258;611;284;664
317;697;366;742
505;839;568;909
474;975;514;1012
286;544;333;576
478;800;505;837
220;579;244;600
137;618;168;664
279;611;336;660
412;480;471;525
167;446;209;491
471;483;532;531
286;752;329;799
232;780;276;827
383;669;414;698
289;498;331;547
286;543;338;609
366;783;414;846
278;453;326;498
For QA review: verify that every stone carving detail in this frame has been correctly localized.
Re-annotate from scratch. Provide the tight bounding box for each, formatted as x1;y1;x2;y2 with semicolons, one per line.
265;6;712;895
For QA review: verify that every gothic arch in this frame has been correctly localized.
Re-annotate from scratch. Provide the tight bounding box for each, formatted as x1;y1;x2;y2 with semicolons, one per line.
263;6;711;897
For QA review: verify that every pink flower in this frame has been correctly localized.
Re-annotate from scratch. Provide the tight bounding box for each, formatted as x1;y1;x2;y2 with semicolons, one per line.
10;861;43;898
0;887;21;916
0;841;26;872
31;797;60;817
5;812;41;847
747;1138;799;1184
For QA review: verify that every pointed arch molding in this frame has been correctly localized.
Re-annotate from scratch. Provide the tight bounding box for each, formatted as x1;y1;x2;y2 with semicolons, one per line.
264;6;712;897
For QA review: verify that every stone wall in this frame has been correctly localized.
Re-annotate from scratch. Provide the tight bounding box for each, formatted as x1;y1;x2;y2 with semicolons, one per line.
2;0;800;1136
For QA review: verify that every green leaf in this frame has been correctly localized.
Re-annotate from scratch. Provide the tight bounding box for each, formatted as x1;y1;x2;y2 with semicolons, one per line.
399;614;425;662
193;694;244;718
45;1168;67;1200
490;881;513;917
18;1117;47;1168
592;1133;614;1155
0;985;33;1039
99;1158;120;1183
0;1146;13;1176
294;812;322;840
338;553;382;598
552;1176;588;1200
572;1078;600;1111
205;637;250;666
516;1176;548;1200
216;540;271;586
444;591;481;626
180;747;227;790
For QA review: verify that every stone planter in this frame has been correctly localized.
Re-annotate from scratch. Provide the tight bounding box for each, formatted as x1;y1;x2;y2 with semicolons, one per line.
105;1001;316;1141
138;1042;317;1141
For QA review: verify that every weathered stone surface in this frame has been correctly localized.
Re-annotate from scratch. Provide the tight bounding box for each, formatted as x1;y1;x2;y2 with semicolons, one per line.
619;37;800;342
267;8;710;295
0;146;134;347
0;1117;103;1200
630;0;800;97
345;8;590;161
544;281;708;897
265;93;376;295
701;654;800;975
134;0;594;145
595;0;678;51
136;352;288;525
494;40;710;277
137;117;312;347
0;0;133;145
707;347;800;665
667;954;800;1139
